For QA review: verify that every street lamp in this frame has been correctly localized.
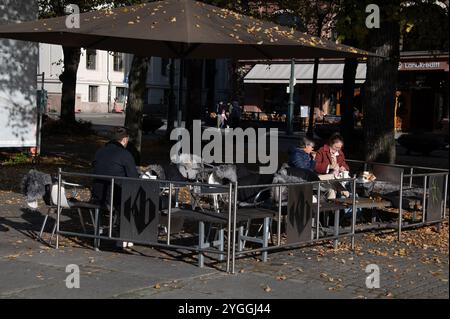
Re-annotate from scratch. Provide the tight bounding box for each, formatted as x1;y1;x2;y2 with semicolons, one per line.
107;51;114;113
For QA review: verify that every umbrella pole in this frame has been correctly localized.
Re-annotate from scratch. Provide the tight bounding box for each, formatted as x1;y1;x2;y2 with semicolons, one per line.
287;59;295;135
307;58;319;137
177;58;185;128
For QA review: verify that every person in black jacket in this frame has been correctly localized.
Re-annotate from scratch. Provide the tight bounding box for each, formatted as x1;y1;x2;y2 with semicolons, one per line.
91;127;139;206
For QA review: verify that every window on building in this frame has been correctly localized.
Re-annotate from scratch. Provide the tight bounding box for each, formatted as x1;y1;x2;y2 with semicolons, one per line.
161;58;170;77
164;89;171;105
89;86;98;102
116;87;127;103
145;88;150;104
113;52;124;72
86;49;97;70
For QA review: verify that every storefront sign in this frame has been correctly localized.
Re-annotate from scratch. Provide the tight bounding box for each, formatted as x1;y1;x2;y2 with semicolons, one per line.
300;106;309;118
399;61;448;71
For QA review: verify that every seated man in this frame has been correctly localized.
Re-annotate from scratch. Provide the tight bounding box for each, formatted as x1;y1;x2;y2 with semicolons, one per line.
91;127;139;248
288;137;317;172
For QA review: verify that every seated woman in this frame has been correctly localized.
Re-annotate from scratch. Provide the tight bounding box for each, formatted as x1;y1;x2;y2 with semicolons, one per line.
315;133;350;177
288;137;317;171
314;133;350;198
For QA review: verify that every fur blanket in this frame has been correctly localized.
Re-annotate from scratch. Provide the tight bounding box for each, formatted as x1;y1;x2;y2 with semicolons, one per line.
271;165;306;202
212;165;237;183
143;164;166;180
170;153;203;180
21;170;52;203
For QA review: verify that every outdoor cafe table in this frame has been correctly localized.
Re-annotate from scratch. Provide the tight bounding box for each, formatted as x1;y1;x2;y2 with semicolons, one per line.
310;196;392;248
312;197;392;213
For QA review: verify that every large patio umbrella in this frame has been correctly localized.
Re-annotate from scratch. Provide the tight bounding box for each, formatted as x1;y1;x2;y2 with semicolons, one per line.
0;0;370;59
0;0;373;128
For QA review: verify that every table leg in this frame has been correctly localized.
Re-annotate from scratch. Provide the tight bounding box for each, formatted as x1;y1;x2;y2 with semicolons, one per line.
218;228;224;261
238;226;244;252
94;208;100;251
198;221;205;268
262;217;269;262
334;210;339;249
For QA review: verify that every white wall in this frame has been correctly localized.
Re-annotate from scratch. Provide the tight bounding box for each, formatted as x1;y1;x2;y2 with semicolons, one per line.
0;1;38;148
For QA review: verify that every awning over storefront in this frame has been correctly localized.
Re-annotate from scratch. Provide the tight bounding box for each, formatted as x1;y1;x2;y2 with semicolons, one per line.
244;63;367;84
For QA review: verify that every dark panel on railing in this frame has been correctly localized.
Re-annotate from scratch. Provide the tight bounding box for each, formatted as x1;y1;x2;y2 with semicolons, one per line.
120;180;160;243
426;175;445;222
286;184;313;244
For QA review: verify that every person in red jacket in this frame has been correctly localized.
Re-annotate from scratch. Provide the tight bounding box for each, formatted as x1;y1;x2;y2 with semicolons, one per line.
315;133;350;176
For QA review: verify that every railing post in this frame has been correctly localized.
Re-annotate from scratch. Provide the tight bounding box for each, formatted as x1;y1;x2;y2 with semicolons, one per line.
443;174;448;219
232;181;238;274
56;168;62;249
422;176;427;224
167;183;173;245
398;172;404;241
277;186;282;246
226;182;233;273
109;178;115;238
351;179;357;250
316;181;321;240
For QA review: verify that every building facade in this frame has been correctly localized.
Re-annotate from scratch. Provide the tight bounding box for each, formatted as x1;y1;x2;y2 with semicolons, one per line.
39;44;231;116
242;51;449;133
396;51;449;133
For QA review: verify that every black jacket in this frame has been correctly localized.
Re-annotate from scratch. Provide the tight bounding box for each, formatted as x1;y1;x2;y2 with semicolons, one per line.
92;141;139;205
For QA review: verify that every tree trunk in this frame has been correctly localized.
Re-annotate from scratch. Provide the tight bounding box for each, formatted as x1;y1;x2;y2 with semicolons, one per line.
229;58;243;102
307;58;319;138
363;18;400;163
205;59;216;113
340;57;358;154
59;46;81;123
307;17;324;138
124;55;150;152
165;59;176;139
185;59;204;134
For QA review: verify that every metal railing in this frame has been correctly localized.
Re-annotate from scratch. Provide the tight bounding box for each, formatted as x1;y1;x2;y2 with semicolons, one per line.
229;178;357;273
55;169;234;272
53;162;449;274
346;160;448;240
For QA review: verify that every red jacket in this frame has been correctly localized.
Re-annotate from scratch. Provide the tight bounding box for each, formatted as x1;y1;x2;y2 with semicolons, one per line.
314;144;350;174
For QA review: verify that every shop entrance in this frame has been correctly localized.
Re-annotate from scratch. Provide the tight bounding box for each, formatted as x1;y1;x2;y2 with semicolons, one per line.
410;88;435;131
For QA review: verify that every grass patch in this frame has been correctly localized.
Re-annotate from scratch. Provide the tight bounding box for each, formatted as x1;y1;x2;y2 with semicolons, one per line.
0;152;31;166
42;118;94;137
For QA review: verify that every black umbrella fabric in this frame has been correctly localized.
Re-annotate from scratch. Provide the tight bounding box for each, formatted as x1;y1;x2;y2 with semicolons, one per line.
0;0;372;59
